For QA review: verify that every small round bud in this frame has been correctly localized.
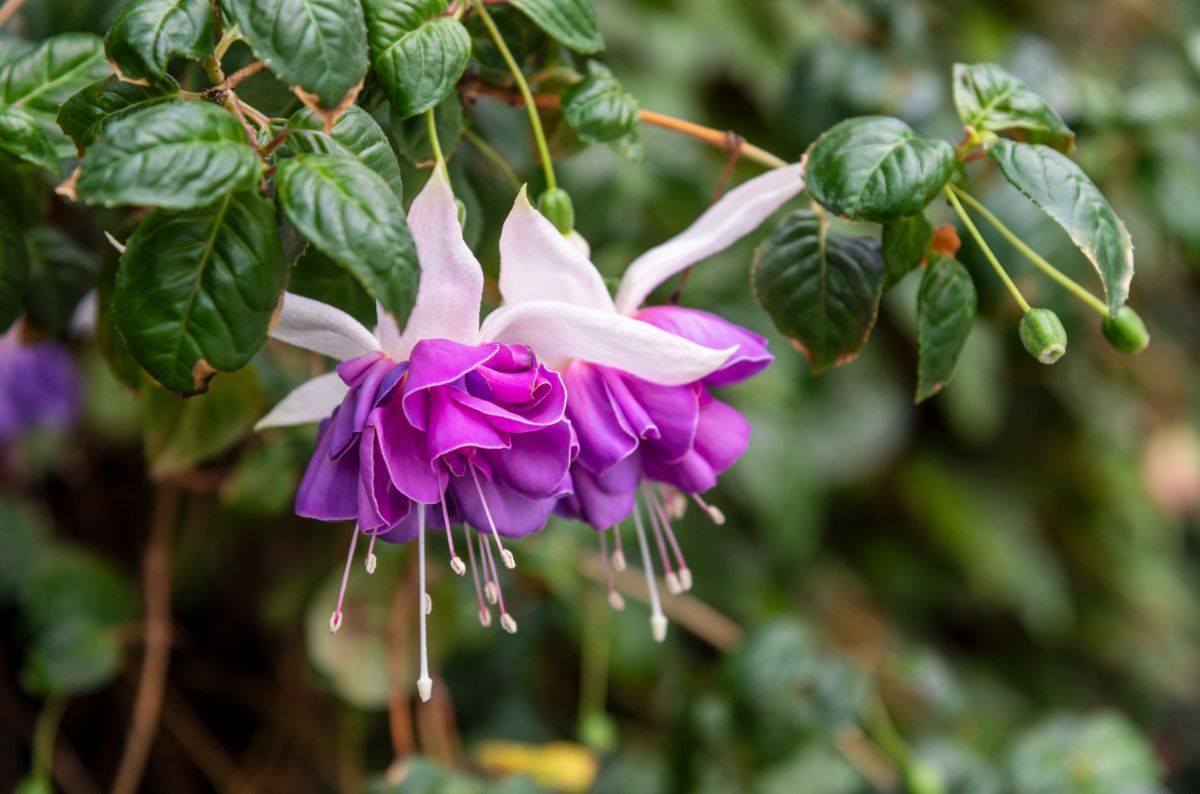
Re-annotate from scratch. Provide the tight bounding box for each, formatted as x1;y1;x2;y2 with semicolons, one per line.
538;188;575;234
1101;306;1149;355
905;762;946;794
1019;308;1067;365
455;198;467;229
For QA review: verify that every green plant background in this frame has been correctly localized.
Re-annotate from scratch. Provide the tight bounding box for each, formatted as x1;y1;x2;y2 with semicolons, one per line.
2;0;1199;792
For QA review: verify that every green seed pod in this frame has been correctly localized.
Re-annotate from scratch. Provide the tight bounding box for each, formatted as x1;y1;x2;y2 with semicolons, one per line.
455;198;467;229
1019;308;1068;365
1101;306;1149;355
538;188;575;234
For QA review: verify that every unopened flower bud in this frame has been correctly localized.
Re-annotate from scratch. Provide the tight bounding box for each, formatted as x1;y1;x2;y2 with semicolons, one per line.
1019;308;1067;365
538;188;575;234
1101;306;1149;355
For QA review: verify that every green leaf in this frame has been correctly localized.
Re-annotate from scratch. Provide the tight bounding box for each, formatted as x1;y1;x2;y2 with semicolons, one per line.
226;0;368;110
288;246;375;326
752;210;885;373
0;107;59;172
0;192;28;333
23;550;137;632
1008;713;1162;794
96;248;143;388
916;254;976;402
0;35;35;68
22;227;99;335
0;33;109;118
114;191;286;393
56;74;180;149
363;0;471;118
22;621;124;695
509;0;603;54
804;116;955;222
388;93;462;166
561;61;638;144
277;152;418;324
105;0;214;83
143;367;265;476
953;63;1074;154
987;138;1134;314
77;101;262;208
286;104;403;197
881;214;932;290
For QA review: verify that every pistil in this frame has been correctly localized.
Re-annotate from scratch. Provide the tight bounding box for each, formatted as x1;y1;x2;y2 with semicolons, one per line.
632;500;667;642
416;507;433;702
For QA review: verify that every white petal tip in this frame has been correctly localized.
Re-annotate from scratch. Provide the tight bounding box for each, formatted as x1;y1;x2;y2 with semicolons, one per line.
651;615;668;643
417;677;433;702
329;611;342;633
450;556;466;576
611;550;627;572
500;614;518;634
365;553;377;575
679;568;694;592
500;549;516;570
608;591;626;611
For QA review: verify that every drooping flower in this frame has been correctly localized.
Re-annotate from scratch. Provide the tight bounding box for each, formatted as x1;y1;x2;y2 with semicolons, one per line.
0;327;81;445
256;163;735;699
481;164;804;639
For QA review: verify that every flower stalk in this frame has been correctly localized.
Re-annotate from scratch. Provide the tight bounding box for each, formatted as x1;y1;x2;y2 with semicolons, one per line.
943;185;1031;313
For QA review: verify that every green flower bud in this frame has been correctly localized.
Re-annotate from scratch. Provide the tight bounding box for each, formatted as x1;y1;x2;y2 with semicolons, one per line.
1019;308;1067;365
538;188;575;234
1101;306;1149;355
905;762;946;794
455;198;467;229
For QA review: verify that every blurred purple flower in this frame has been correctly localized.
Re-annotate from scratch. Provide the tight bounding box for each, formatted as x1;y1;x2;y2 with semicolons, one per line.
0;328;81;444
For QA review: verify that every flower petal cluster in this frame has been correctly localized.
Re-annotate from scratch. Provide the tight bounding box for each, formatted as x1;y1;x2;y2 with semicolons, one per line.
0;328;81;444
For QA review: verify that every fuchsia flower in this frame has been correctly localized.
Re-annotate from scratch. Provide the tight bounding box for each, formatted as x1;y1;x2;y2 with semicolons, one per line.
256;164;734;700
0;327;81;444
481;164;804;639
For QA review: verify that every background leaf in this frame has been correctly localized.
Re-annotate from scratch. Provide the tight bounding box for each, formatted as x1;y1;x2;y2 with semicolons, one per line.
277;152;418;324
752;210;885;373
77;101;262;208
1007;713;1163;794
22;226;99;335
0;192;28;332
114;190;286;393
954;63;1074;153
916;254;976;402
561;61;639;143
804;116;955;222
388;93;462;166
227;0;368;110
104;0;213;83
987;138;1133;314
509;0;603;54
286;105;403;197
57;74;180;149
0;33;108;116
363;0;471;118
881;213;932;289
0;106;59;172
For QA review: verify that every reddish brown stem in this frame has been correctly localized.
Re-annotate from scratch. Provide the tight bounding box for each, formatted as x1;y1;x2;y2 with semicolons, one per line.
225;61;265;89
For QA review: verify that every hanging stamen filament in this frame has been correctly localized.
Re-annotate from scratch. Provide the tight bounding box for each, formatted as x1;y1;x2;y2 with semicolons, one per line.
438;470;466;575
649;490;693;592
464;522;491;627
330;527;360;633
632;499;667;642
478;531;498;605
470;464;516;569
483;532;517;634
691;493;726;525
416;507;433;702
364;531;378;575
643;486;681;595
599;530;625;610
610;524;627;571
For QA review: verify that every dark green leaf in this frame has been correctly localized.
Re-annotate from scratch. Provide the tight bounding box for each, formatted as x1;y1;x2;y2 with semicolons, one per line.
509;0;603;54
0;106;59;172
916;254;976;402
77;101;262;208
288;246;375;326
0;192;28;332
805;116;955;222
143;366;265;476
105;0;213;83
287;104;403;197
388;93;462;165
752;210;885;373
0;496;51;604
56;74;180;149
987;138;1133;314
881;214;932;289
96;247;143;388
22;550;137;632
0;33;109;118
1008;713;1161;794
953;63;1074;154
114;191;286;393
0;35;35;67
22;621;124;695
363;0;470;118
22;227;99;335
561;61;638;144
226;0;368;110
277;152;418;324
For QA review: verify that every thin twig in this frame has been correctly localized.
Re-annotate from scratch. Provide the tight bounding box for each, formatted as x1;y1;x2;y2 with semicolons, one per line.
225;61;265;89
0;0;28;30
386;569;416;761
110;486;179;794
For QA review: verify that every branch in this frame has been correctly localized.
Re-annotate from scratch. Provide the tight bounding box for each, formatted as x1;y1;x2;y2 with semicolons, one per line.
110;486;179;794
0;0;27;30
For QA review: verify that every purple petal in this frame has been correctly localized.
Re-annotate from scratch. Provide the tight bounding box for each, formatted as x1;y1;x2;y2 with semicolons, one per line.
562;362;640;474
642;396;750;493
295;413;360;521
427;387;509;460
556;453;641;529
357;426;414;531
402;339;500;429
450;469;563;538
620;374;700;463
635;305;772;387
481;421;575;499
371;398;442;503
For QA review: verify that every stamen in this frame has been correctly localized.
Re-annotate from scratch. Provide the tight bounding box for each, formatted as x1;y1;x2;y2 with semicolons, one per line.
632;500;667;642
611;524;627;571
483;532;517;634
643;486;681;595
416;507;432;702
464;522;490;627
691;493;726;525
438;471;465;575
479;532;498;605
364;532;378;575
650;491;693;592
599;530;624;611
329;527;359;633
470;464;516;569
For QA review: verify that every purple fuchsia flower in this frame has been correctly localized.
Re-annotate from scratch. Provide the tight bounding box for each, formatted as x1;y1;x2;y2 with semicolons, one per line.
256;163;733;700
481;164;804;640
0;327;81;444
